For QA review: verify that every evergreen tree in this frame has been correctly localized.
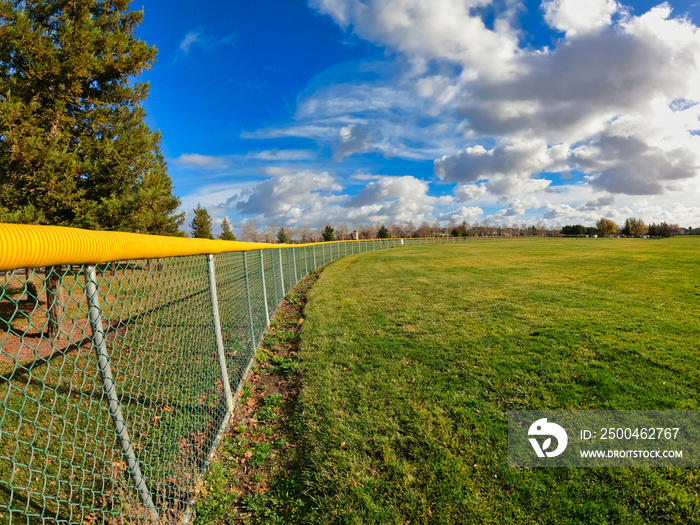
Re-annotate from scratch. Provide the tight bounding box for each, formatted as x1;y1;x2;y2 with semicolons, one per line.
218;217;236;241
190;204;213;239
377;225;389;238
277;227;290;244
322;225;335;242
0;0;184;235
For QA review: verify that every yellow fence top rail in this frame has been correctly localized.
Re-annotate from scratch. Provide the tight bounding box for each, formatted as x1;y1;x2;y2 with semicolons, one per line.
0;223;366;271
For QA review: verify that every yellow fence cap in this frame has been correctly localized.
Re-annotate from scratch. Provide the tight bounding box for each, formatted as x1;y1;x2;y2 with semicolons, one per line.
0;224;282;271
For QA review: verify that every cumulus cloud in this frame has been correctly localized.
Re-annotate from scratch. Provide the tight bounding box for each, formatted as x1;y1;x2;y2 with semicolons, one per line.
309;0;521;80
344;175;451;223
227;171;454;227
542;0;621;36
437;206;484;222
454;183;487;202
235;168;343;222
579;194;616;211
434;139;567;192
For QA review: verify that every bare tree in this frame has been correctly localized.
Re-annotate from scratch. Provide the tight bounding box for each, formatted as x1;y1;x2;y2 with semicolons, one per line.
358;224;377;239
415;221;432;238
240;219;261;242
261;223;277;243
405;220;416;238
388;223;404;238
299;226;315;243
335;223;350;241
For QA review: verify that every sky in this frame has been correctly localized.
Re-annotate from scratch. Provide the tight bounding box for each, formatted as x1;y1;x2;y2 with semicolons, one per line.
132;0;700;236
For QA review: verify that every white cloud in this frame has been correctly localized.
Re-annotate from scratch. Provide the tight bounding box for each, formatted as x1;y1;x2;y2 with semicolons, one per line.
178;28;236;55
347;175;430;206
542;0;621;36
454;183;487;202
333;124;380;161
309;0;521;81
235;168;343;221
434;139;567;188
437;206;484;222
344;175;451;223
179;30;202;53
173;153;230;169
245;149;315;161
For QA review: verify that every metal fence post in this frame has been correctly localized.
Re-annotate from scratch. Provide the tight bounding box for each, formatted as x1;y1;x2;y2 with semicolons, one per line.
243;252;256;349
278;248;286;297
206;255;235;414
206;254;236;438
259;250;270;327
84;265;160;523
313;245;317;269
292;247;298;284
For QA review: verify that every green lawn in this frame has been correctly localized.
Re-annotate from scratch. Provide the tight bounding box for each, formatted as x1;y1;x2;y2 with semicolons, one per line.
296;237;700;524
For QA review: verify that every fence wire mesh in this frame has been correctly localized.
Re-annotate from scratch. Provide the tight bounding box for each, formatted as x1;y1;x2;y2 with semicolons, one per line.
1;238;424;524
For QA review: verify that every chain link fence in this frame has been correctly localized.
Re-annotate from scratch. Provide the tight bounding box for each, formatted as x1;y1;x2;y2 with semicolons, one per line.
1;232;420;524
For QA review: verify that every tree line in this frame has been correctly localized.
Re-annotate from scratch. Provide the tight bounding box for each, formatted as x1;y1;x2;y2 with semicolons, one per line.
189;213;692;243
562;218;684;238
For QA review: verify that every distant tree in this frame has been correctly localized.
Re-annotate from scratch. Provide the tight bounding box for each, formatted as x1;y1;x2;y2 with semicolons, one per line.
190;204;214;239
240;220;260;242
596;218;618;237
404;220;416;238
561;224;586;236
335;223;350;241
621;217;647;237
648;222;674;238
451;221;469;237
377;225;389;238
299;225;315;243
218;218;236;241
277;227;290;244
415;221;432;238
322;225;335;242
389;223;408;238
358;224;377;239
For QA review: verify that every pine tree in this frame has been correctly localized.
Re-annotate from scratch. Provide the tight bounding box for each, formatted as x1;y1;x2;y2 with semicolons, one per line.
377;225;389;238
190;204;214;239
0;0;184;235
277;227;290;244
218;217;236;241
322;225;335;242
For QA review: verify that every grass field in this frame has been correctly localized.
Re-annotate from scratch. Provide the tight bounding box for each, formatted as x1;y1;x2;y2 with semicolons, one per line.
295;237;700;524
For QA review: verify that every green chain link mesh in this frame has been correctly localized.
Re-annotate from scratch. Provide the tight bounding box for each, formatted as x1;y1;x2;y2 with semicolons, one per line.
1;238;443;523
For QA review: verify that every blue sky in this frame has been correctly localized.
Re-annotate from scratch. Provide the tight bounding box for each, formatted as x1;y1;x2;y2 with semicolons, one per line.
133;0;700;237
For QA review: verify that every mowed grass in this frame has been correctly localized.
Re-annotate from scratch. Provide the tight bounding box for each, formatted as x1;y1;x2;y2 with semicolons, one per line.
296;237;700;524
